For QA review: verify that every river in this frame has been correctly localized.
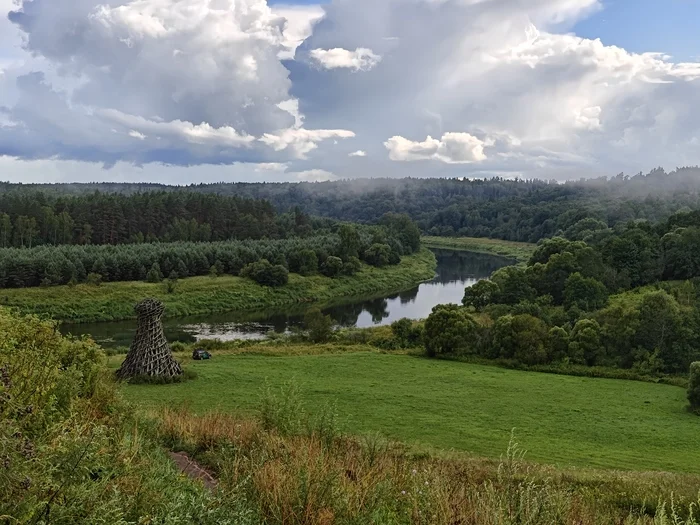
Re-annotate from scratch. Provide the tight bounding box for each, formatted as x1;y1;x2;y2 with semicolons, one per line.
60;249;513;348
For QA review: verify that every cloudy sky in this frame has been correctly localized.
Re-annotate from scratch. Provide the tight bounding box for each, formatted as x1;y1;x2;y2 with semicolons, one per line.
1;0;700;184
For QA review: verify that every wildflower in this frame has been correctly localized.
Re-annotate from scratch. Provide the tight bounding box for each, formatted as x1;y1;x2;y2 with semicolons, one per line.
412;469;417;475
401;490;406;495
425;481;429;486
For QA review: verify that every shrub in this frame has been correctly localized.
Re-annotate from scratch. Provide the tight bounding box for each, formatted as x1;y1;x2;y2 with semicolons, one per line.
689;362;700;413
391;318;413;344
364;243;392;267
86;272;102;286
342;256;363;276
321;256;343;277
564;272;608;311
240;259;289;287
170;341;188;353
490;314;550;365
165;270;178;294
146;262;164;283
424;304;478;357
390;318;423;347
305;309;334;343
463;279;500;310
289;249;318;276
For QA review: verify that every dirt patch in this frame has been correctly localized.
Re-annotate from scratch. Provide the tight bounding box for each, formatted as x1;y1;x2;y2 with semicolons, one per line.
169;451;218;491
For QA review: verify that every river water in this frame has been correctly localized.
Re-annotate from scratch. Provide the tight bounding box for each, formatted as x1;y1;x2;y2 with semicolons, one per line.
60;249;512;348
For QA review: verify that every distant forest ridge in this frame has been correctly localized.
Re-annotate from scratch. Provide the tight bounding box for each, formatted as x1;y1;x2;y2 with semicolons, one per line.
1;166;699;243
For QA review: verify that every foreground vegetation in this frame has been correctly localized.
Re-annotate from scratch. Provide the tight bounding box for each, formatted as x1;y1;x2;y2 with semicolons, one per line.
4;308;700;523
0;248;436;323
113;345;700;473
421;236;535;262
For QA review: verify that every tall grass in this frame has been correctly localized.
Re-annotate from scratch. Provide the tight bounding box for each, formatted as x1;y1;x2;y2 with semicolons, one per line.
151;391;700;525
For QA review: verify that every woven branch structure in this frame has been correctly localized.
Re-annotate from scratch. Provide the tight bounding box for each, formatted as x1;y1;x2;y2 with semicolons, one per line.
116;298;182;379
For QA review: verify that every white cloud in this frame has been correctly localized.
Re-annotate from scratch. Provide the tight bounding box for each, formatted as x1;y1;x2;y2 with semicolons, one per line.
99;109;256;147
310;48;381;71
254;162;288;172
574;106;602;131
349;150;367;157
291;169;337;182
385;133;488;164
259;128;355;158
272;4;325;60
277;98;304;129
3;0;700;180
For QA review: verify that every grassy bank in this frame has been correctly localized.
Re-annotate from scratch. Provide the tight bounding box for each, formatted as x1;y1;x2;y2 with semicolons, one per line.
0;248;437;323
6;306;700;524
422;236;536;262
115;347;700;473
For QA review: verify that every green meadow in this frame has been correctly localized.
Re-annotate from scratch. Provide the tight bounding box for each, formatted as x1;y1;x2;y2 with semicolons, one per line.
421;236;536;262
0;249;436;323
117;349;700;474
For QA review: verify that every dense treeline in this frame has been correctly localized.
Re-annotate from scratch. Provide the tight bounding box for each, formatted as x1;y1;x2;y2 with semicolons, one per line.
0;215;421;288
424;208;700;375
3;166;700;243
0;191;327;247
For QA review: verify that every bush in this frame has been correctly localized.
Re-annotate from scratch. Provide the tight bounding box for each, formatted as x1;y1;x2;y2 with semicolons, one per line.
490;314;550;365
321;256;343;277
463;279;500;310
390;318;423;347
342;256;363;276
86;272;102;286
240;259;289;287
170;341;189;353
391;318;413;343
364;243;392;267
689;362;700;413
165;270;178;294
424;304;478;357
289;249;318;276
305;309;334;343
146;262;164;283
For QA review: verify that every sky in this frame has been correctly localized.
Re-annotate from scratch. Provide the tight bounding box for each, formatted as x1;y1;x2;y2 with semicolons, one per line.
1;0;700;184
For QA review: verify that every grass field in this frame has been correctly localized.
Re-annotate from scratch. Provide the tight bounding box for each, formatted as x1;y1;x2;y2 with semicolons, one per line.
117;349;700;474
422;236;536;262
1;249;436;323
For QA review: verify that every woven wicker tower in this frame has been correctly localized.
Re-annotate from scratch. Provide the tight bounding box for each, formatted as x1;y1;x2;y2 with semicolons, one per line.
116;298;182;380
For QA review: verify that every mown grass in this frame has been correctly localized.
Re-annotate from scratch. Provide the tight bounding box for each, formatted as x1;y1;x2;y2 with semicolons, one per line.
0;249;436;323
116;348;700;474
422;236;536;262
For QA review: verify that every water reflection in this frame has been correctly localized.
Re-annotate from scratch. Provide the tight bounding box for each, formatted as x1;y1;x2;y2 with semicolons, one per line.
61;249;513;348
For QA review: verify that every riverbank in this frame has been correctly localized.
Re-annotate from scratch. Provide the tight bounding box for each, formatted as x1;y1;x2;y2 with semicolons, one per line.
422;235;535;262
0;248;437;323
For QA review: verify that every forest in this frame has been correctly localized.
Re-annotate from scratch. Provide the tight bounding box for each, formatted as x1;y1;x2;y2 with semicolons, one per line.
0;215;421;288
0;191;327;247
426;208;700;375
3;166;700;242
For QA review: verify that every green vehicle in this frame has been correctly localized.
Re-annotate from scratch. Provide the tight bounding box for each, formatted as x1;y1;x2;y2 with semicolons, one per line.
192;349;212;360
